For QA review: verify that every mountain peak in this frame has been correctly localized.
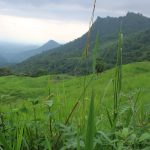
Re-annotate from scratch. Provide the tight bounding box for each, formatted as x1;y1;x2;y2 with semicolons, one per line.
126;12;143;17
47;40;59;44
93;12;150;39
95;12;149;22
40;40;60;51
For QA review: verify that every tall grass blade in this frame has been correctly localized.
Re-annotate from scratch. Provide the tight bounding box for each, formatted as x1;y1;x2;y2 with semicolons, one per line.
16;124;24;150
113;27;123;126
45;134;52;150
85;90;95;150
106;108;113;127
92;33;100;74
77;127;80;150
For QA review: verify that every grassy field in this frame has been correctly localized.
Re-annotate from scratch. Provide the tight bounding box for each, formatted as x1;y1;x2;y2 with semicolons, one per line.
0;61;150;149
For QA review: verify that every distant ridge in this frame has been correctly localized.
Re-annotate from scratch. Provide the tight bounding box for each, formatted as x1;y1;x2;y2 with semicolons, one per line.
0;40;60;65
38;40;60;52
15;40;60;62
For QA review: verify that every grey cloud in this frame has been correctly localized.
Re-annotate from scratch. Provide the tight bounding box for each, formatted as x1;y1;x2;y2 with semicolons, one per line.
0;0;150;22
95;0;150;17
0;0;92;21
0;0;91;8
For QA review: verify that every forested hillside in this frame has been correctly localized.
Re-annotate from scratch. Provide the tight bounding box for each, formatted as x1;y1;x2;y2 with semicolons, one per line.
13;12;150;76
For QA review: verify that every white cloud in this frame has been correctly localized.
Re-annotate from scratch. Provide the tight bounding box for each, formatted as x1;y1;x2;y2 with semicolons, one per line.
0;15;89;44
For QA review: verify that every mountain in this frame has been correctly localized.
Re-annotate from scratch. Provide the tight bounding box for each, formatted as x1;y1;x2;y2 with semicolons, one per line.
12;40;60;63
37;40;60;52
0;40;60;64
13;12;150;75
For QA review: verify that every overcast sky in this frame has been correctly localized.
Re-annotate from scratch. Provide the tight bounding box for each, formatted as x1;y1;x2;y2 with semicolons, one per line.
0;0;150;45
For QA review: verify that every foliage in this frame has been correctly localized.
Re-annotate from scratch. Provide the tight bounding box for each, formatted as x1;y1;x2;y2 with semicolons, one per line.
0;68;12;76
95;58;105;75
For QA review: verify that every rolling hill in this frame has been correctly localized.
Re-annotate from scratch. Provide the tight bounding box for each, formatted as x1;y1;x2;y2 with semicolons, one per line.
13;12;150;75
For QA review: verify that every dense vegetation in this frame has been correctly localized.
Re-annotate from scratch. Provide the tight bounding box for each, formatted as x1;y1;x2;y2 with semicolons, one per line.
13;12;150;76
0;62;150;149
0;68;12;76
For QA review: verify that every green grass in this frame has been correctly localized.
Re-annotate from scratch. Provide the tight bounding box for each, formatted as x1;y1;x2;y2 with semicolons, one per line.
0;61;150;149
0;62;149;105
0;62;150;122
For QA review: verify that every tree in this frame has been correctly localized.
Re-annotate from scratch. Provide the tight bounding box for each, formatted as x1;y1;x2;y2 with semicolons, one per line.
95;58;104;75
0;68;12;76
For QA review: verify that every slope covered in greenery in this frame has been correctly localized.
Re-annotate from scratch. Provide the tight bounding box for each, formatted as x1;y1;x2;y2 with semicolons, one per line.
13;12;150;75
0;62;150;149
1;62;149;105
